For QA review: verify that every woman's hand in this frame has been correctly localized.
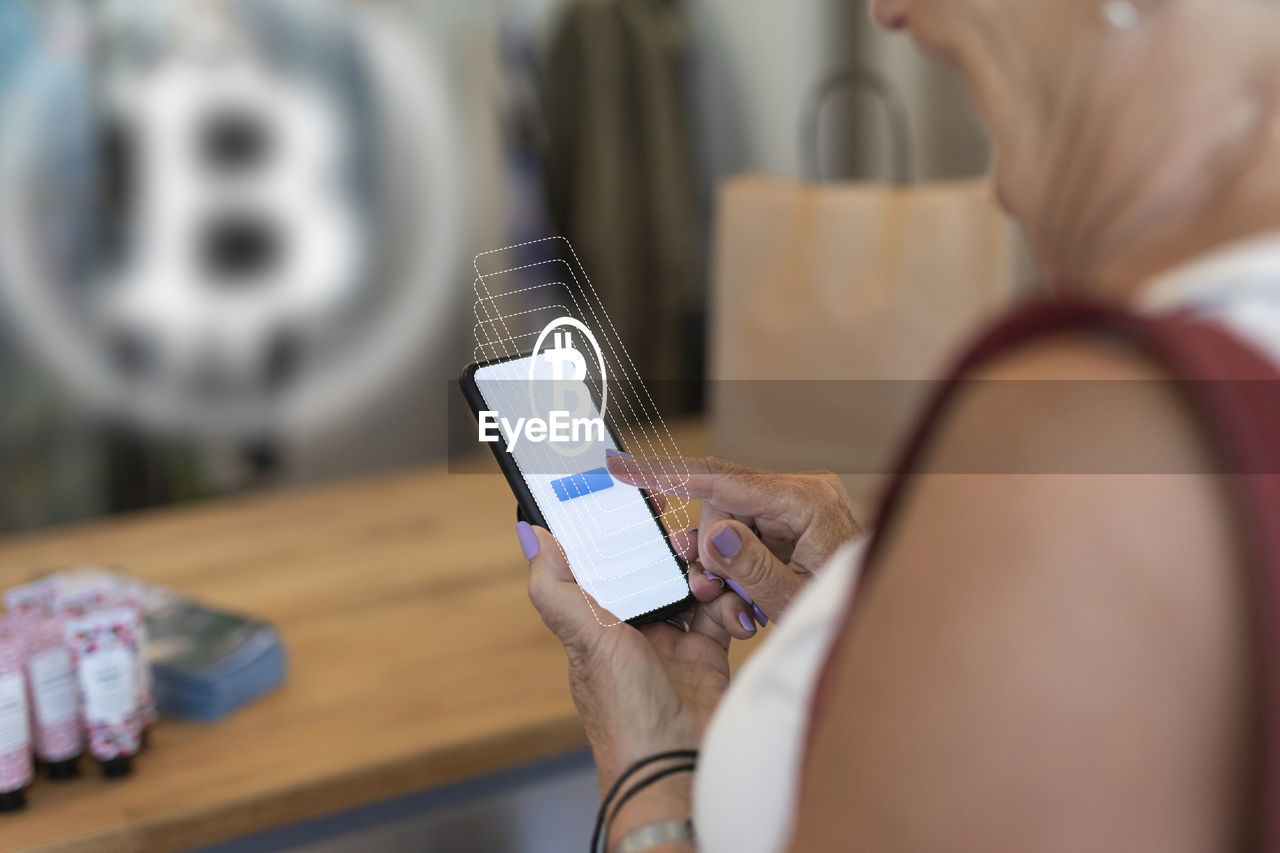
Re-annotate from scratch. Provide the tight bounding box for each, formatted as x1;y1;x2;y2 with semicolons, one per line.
608;455;864;624
518;521;730;821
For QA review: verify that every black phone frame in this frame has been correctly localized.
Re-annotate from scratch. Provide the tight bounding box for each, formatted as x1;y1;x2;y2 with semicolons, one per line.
459;352;695;627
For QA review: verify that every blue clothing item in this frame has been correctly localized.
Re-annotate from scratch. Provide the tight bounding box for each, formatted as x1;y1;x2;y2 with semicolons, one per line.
0;0;35;97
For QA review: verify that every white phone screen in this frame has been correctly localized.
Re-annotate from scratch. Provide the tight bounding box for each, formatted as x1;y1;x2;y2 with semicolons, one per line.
473;355;690;623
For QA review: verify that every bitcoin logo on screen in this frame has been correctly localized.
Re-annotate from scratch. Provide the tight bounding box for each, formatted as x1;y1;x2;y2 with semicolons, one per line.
529;317;608;458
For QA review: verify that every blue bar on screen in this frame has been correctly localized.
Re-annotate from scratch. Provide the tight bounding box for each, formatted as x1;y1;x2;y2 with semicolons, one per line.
551;468;615;502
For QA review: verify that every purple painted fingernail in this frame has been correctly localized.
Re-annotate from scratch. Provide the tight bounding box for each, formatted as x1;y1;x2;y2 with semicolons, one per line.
725;578;755;607
738;612;756;633
753;605;769;627
703;571;725;589
711;525;741;558
604;449;632;458
516;521;539;559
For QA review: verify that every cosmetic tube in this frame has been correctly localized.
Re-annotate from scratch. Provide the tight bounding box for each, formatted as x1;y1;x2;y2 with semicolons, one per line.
121;594;157;734
24;615;81;779
58;577;156;741
0;625;33;811
64;607;142;778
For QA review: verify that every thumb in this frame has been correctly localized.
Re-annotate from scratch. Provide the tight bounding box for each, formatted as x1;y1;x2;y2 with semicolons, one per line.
701;520;804;624
520;523;618;639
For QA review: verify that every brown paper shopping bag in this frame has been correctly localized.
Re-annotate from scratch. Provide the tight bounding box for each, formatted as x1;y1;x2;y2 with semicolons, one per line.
706;171;1022;516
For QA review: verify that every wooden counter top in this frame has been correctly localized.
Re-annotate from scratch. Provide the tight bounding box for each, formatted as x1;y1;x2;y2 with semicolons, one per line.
0;422;727;853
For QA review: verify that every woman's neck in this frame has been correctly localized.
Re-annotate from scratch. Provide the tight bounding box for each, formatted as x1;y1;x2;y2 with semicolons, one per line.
1031;5;1280;300
1091;129;1280;299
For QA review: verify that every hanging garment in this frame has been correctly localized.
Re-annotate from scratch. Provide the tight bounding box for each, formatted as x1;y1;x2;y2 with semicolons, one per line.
542;0;704;413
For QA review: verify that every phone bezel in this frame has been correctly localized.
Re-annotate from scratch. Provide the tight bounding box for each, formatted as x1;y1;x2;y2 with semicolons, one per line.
459;352;696;627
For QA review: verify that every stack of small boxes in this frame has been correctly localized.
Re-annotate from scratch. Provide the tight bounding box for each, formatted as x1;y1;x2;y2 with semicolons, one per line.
0;568;285;812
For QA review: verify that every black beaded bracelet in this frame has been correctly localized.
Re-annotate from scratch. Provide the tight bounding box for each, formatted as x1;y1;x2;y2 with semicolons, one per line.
590;750;699;853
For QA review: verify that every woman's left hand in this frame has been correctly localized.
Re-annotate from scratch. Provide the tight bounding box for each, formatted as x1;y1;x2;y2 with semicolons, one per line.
518;521;732;805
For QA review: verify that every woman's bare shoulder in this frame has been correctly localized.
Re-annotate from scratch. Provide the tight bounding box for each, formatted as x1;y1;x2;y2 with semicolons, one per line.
921;329;1221;476
788;331;1256;853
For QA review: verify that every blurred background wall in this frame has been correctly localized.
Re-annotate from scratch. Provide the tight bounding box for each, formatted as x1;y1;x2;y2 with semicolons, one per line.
0;0;993;535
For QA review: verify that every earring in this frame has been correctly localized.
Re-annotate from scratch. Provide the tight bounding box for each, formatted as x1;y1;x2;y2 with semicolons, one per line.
1102;0;1140;30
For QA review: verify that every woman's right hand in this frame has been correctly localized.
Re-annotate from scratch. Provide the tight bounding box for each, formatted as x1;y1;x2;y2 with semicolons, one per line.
606;454;864;625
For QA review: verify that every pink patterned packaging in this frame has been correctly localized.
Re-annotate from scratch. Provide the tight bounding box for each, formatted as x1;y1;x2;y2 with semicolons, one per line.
63;606;142;777
55;575;122;619
3;574;65;621
23;615;82;776
0;622;33;810
57;573;157;733
119;593;157;731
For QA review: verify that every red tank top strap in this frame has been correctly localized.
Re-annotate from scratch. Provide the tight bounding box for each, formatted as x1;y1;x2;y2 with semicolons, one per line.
806;297;1280;848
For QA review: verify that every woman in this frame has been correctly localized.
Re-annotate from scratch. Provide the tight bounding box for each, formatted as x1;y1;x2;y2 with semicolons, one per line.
516;0;1280;850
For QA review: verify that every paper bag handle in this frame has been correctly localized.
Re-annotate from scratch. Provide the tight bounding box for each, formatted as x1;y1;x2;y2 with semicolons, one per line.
801;65;912;185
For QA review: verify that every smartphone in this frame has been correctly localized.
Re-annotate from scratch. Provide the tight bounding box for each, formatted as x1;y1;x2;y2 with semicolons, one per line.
460;352;694;626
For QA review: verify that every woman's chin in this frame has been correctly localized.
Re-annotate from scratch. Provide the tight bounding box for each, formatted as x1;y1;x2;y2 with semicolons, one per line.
988;151;1029;221
991;168;1017;217
994;180;1014;215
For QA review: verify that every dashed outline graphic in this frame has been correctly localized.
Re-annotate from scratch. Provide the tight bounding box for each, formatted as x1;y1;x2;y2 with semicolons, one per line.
472;259;691;528
470;238;694;626
473;274;684;558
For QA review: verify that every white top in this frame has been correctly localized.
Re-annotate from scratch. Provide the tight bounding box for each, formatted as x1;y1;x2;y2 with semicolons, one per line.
691;233;1280;853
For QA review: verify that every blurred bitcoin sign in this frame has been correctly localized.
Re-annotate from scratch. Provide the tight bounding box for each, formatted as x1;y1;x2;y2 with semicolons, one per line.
103;43;363;404
0;0;462;440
